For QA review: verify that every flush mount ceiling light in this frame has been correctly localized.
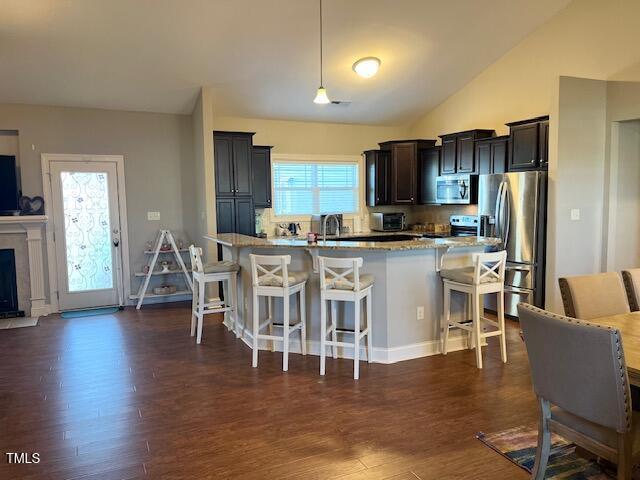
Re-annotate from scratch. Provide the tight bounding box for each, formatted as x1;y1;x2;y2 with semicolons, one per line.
353;57;381;78
313;0;330;104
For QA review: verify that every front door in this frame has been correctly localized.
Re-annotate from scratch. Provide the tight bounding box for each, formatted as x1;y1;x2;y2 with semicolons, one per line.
50;161;122;311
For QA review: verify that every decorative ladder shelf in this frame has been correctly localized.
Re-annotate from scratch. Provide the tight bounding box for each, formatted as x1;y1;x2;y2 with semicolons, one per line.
134;230;193;309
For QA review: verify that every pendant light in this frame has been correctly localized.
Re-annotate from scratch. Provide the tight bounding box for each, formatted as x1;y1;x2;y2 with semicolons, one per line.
313;0;330;104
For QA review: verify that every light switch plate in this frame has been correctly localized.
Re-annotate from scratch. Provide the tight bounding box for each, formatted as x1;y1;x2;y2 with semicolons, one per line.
417;306;424;320
570;208;580;221
147;211;161;221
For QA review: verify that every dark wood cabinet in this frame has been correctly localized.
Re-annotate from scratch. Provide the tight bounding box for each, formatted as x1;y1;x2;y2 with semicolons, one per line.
215;198;236;233
438;130;494;175
216;197;255;236
538;119;549;168
251;146;272;208
456;133;475;173
475;136;508;175
214;131;254;197
419;146;440;204
214;131;257;237
506;116;549;171
379;139;436;205
365;150;391;206
441;137;457;174
234;197;255;236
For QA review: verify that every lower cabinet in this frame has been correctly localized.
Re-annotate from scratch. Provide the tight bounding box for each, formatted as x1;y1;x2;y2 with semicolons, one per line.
216;197;255;236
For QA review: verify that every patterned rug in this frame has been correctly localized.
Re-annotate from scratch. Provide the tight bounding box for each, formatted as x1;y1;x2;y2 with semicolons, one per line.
477;425;626;479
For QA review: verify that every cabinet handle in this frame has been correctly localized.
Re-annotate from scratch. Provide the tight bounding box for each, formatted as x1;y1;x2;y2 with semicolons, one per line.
530;159;536;164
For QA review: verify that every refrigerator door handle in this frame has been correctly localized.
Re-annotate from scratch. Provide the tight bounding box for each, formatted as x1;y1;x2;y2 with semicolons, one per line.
502;183;511;246
494;181;504;241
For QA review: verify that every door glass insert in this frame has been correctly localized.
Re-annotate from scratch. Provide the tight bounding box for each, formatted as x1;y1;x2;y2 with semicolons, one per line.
60;171;113;292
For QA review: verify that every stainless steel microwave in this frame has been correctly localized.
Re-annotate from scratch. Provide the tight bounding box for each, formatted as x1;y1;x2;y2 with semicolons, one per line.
435;174;478;204
370;212;406;232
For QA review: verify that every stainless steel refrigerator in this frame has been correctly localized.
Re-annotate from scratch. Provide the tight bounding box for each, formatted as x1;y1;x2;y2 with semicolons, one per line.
478;171;547;317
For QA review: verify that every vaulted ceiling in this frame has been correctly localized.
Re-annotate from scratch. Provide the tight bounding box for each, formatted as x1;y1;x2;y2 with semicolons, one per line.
0;0;571;124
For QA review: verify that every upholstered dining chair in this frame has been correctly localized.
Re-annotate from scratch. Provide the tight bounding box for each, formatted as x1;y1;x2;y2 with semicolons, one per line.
518;303;640;480
558;272;630;320
622;269;640;312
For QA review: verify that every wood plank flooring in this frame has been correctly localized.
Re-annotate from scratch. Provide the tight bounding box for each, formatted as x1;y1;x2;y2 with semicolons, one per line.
0;303;536;479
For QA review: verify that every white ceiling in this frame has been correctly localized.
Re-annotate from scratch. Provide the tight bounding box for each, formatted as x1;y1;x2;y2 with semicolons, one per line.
0;0;571;125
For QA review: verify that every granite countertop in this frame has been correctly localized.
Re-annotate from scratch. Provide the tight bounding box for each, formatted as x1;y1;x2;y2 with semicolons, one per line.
204;232;502;251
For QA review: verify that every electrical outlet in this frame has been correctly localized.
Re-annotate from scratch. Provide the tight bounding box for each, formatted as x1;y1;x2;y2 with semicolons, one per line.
147;211;161;221
416;306;424;320
570;208;580;221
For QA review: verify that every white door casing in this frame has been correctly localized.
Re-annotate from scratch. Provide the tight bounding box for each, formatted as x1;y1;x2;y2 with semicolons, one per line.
42;154;130;312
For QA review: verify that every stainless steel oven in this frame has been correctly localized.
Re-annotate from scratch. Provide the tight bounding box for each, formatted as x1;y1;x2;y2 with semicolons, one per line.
435;174;477;204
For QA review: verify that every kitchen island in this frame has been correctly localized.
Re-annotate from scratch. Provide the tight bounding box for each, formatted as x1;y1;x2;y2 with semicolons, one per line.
205;232;501;364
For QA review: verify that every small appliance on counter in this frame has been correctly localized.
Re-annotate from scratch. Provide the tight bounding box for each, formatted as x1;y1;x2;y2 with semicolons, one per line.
370;212;406;232
310;214;342;235
435;174;478;204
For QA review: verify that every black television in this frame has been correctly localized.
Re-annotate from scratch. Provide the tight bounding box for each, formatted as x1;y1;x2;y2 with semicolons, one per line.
0;155;19;214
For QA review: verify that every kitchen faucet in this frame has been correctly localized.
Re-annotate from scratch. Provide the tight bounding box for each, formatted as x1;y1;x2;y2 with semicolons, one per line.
322;214;341;242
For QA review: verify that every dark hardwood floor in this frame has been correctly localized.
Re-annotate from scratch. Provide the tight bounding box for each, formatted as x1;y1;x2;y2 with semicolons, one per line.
0;303;536;479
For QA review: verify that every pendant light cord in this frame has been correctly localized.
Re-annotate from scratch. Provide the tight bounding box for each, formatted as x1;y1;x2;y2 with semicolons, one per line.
319;0;323;86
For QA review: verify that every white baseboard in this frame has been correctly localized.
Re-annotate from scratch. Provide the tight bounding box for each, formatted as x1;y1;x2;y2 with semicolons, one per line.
31;304;52;317
223;318;474;364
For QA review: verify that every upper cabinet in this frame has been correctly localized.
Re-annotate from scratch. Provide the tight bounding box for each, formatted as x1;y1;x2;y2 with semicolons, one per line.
365;149;391;206
251;145;272;208
379;139;436;205
438;130;495;175
475;136;509;175
506;116;549;171
214;131;255;197
418;146;441;204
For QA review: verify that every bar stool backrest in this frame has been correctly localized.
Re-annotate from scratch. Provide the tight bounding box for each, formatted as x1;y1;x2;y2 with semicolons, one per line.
318;256;364;292
189;245;204;274
471;251;507;285
250;254;292;287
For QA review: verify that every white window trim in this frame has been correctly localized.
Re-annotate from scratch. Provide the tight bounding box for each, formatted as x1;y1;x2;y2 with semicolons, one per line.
270;153;364;221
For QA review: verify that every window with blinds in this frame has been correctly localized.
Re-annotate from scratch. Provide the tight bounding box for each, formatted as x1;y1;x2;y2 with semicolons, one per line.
272;161;359;216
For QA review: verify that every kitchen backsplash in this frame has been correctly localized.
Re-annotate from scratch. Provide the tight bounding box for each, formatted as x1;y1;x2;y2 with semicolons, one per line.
255;204;478;237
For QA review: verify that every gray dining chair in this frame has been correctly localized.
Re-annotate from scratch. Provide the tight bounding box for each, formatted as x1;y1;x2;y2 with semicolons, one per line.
558;272;630;320
622;269;640;312
518;303;639;480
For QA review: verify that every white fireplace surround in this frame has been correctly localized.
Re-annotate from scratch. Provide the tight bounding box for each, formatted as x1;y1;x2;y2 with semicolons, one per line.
0;215;49;317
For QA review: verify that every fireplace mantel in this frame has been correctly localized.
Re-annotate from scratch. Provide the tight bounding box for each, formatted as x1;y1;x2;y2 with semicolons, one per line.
0;215;48;316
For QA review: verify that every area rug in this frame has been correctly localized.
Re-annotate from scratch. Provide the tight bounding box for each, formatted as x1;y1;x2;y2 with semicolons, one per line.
0;317;39;329
61;307;120;319
477;425;626;479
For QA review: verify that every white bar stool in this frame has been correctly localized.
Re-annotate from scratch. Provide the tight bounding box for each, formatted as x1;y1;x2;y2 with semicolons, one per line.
439;250;507;369
189;245;240;344
318;256;374;380
250;254;308;371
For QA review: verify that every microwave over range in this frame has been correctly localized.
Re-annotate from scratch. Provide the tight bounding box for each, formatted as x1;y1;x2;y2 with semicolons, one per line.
435;174;478;205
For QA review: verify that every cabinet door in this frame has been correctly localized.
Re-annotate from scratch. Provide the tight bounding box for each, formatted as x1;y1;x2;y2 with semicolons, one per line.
234;197;255;236
476;142;492;175
252;148;271;207
419;147;440;204
214;136;234;197
538;120;549;168
440;137;456;174
509;123;539;171
391;143;417;204
456;134;475;173
378;151;391;204
232;136;253;196
491;138;508;174
216;198;235;233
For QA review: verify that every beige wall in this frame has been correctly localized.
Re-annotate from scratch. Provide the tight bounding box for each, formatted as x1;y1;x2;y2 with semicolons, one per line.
0;103;194;305
212;115;408;155
408;0;640;140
